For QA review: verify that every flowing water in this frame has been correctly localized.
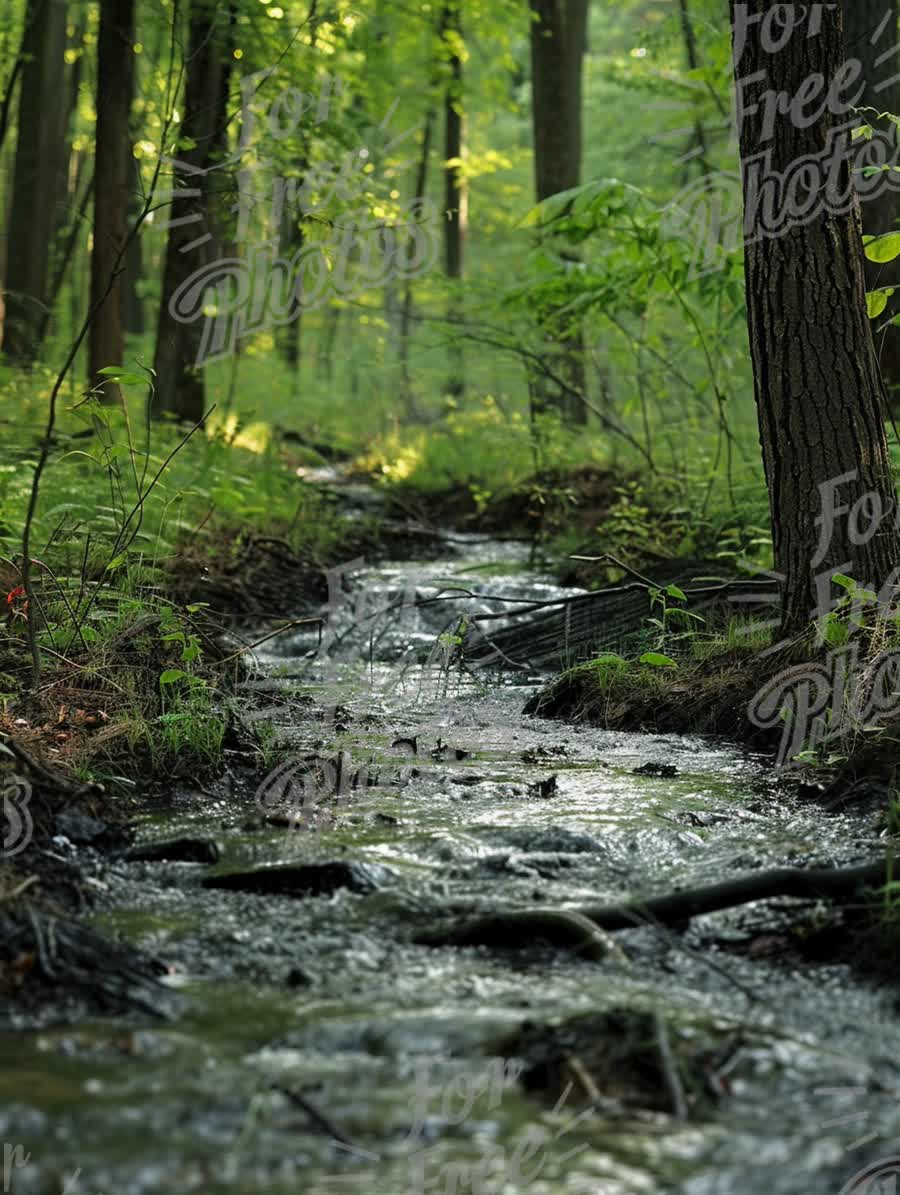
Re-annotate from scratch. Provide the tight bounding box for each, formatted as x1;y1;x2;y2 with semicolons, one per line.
3;542;900;1195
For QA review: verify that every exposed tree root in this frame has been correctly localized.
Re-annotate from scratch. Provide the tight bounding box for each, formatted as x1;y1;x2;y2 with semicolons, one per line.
578;859;890;930
416;859;892;957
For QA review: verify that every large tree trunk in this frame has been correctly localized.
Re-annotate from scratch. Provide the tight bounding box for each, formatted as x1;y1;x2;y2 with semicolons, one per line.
529;0;588;425
843;0;900;398
2;0;68;366
88;0;135;402
152;0;231;422
530;0;585;201
733;1;900;637
443;0;466;399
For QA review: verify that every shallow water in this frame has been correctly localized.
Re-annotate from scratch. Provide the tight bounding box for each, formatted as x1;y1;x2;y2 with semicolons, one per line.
3;546;899;1195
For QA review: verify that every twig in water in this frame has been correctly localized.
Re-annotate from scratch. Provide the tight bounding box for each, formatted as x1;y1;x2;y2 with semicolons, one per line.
0;874;39;902
273;1084;368;1154
654;1010;688;1121
217;617;324;665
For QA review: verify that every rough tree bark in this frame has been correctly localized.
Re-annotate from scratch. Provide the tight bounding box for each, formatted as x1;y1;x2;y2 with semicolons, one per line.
2;0;68;366
529;0;588;424
843;0;900;398
88;0;135;402
732;1;900;636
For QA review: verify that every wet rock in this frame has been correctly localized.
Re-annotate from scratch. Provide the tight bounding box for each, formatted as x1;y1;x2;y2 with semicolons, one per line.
823;778;892;813
450;774;484;786
521;744;569;763
504;1008;721;1116
676;830;706;849
683;810;725;827
391;735;418;754
527;774;558;799
0;911;177;1022
202;860;394;897
123;837;220;864
477;826;603;855
632;762;678;778
796;781;827;801
53;812;110;845
285;966;315;988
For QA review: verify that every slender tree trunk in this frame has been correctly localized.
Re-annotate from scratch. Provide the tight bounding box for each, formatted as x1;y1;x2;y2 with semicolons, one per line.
677;0;712;178
732;0;900;636
27;12;84;356
152;0;231;422
88;0;135;402
0;16;29;156
443;0;466;399
318;303;341;380
2;0;68;366
843;0;900;399
123;152;145;336
277;203;303;374
122;34;145;339
38;169;94;349
399;101;436;406
529;0;588;425
276;153;308;374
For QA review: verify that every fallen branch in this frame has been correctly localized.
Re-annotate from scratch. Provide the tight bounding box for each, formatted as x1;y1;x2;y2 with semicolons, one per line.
578;859;891;930
416;907;629;962
416;859;894;956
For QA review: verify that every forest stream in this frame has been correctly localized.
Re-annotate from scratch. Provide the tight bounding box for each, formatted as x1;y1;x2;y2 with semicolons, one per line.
3;538;899;1195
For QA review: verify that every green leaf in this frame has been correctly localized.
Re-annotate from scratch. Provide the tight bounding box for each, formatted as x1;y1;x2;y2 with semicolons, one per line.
832;573;856;591
867;288;895;318
865;232;900;263
95;367;143;384
105;552;127;572
594;652;627;668
640;652;677;668
664;608;705;625
159;668;189;685
665;584;687;601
